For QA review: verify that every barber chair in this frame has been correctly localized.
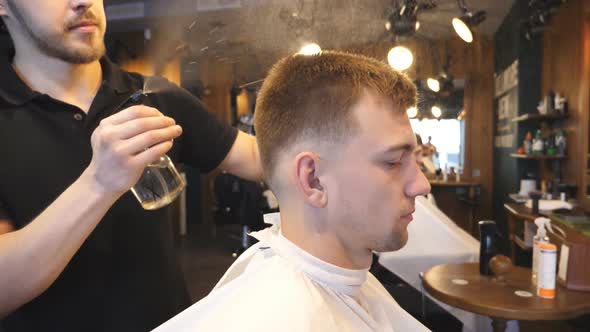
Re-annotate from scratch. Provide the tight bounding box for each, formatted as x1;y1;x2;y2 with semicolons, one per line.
212;172;272;256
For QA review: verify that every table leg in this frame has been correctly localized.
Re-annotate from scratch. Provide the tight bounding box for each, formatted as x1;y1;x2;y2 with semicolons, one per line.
491;317;508;332
468;187;476;236
507;214;516;262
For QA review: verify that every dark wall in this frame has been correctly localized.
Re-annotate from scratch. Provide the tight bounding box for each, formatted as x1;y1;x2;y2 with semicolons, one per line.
493;0;543;252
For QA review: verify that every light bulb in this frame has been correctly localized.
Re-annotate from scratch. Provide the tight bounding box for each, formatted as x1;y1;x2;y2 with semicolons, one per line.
298;43;322;56
387;46;413;71
427;78;440;92
452;17;473;43
431;105;442;118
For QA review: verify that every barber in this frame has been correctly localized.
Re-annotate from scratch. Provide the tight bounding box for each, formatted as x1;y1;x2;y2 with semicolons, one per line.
0;0;261;331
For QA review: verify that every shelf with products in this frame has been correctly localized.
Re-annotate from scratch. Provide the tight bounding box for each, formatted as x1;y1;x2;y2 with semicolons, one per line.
515;116;567;158
510;153;566;160
508;91;574;202
513;90;569;156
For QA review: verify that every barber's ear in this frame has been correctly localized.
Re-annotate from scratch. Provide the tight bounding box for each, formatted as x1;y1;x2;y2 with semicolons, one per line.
293;152;327;208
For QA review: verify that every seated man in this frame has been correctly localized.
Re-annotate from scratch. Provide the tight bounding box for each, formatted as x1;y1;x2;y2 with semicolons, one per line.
154;51;431;332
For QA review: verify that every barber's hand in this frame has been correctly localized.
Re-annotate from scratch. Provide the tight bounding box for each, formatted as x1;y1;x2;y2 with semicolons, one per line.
85;106;182;195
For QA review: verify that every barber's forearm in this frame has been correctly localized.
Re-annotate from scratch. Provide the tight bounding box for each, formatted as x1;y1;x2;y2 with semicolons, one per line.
241;134;263;181
0;170;121;318
219;131;264;182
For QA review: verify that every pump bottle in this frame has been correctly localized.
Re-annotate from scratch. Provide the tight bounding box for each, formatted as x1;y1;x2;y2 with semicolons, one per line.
531;217;550;285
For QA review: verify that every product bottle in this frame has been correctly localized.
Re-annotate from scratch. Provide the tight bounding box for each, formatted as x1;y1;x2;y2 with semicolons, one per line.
537;242;557;299
478;220;497;275
531;217;550;285
532;129;544;155
524;131;532;154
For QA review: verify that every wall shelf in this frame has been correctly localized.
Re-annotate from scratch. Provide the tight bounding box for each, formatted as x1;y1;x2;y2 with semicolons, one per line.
510;153;566;160
510;113;568;123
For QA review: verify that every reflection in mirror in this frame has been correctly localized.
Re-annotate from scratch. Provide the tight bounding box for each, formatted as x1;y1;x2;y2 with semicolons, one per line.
411;79;465;173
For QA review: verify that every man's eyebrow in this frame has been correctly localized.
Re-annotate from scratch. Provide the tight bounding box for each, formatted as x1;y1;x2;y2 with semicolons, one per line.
379;144;414;155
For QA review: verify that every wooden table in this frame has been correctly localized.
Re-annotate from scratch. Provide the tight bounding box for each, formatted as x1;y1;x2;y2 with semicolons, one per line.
423;263;590;332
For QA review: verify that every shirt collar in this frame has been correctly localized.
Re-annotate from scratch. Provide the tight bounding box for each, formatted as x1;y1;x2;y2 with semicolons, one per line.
250;220;369;298
0;55;132;106
0;54;38;105
274;232;369;297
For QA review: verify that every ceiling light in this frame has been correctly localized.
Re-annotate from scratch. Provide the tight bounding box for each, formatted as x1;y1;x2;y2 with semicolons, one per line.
388;46;413;71
298;43;321;56
427;78;440;92
386;1;435;38
431;105;442;118
452;1;487;43
452;17;473;43
407;107;418;118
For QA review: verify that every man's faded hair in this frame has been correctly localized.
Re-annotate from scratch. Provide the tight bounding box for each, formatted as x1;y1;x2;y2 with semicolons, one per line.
254;50;417;186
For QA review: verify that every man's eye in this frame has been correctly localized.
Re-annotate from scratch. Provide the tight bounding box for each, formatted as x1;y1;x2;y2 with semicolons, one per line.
385;160;401;168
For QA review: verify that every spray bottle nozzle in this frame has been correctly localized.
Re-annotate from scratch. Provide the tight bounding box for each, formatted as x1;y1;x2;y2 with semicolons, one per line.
534;217;550;237
129;89;146;103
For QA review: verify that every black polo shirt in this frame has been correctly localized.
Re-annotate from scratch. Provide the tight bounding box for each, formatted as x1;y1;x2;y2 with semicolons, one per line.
0;55;238;332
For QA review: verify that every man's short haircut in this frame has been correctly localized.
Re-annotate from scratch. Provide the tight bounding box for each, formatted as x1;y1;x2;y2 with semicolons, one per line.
254;50;417;186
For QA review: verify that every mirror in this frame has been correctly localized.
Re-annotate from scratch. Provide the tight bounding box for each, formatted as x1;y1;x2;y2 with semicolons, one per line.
411;78;465;173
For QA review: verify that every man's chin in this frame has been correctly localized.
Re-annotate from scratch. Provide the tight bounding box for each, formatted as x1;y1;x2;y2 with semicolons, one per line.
374;235;408;252
56;45;104;64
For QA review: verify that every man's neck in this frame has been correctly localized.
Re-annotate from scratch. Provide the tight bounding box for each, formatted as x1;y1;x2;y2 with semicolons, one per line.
11;51;102;113
279;207;372;270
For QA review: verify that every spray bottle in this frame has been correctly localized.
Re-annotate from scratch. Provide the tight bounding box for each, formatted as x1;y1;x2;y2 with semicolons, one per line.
531;217;550;285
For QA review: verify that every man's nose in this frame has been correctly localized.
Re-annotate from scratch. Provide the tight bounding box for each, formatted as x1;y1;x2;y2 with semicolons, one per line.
406;165;431;198
70;0;94;12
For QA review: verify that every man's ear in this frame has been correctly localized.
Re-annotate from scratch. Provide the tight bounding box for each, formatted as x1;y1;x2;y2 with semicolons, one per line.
293;152;327;208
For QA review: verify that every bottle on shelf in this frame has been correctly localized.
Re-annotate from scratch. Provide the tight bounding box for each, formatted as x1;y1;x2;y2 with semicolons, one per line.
456;164;463;182
555;129;566;155
524;131;532;155
532;129;544;155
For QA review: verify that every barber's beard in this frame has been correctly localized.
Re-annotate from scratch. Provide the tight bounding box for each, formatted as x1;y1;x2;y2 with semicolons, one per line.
29;28;105;64
5;0;105;64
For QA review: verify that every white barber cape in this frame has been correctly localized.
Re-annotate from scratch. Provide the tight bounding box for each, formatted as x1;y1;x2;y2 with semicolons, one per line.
153;216;430;332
